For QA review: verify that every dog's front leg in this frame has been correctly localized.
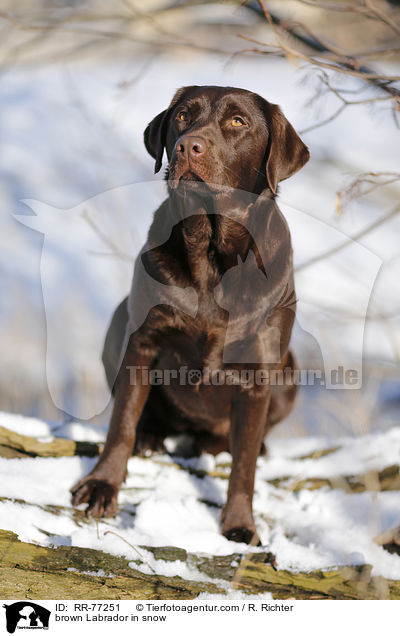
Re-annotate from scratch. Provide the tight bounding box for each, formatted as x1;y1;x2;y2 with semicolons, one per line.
221;384;270;545
71;339;154;518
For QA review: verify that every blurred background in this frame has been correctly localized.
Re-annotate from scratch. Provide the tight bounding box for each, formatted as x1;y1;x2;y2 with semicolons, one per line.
1;0;399;438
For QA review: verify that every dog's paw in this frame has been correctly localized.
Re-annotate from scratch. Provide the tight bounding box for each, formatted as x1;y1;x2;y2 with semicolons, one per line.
70;478;118;518
223;526;261;546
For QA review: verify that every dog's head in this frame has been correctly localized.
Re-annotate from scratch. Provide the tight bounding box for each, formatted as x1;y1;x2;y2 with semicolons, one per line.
144;85;309;196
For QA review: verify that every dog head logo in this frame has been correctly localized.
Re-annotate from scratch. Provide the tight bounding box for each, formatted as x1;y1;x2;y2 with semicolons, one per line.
3;602;50;634
14;183;381;420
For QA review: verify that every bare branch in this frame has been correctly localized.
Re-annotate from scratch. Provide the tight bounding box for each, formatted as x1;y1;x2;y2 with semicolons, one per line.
81;209;135;264
298;70;396;133
253;0;400;102
364;0;400;37
299;103;347;134
297;0;400;36
296;205;400;272
336;172;400;215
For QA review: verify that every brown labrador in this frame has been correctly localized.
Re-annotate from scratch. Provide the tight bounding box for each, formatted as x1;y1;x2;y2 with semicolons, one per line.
71;85;309;545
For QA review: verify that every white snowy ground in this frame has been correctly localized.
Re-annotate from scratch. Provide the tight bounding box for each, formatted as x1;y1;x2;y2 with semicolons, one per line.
1;411;400;587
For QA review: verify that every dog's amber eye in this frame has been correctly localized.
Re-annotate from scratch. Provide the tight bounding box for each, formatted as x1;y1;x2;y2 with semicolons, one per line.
231;116;245;127
178;112;188;122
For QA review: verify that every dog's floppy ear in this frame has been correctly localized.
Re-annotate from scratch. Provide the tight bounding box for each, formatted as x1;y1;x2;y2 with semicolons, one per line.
144;86;198;174
144;108;169;174
260;100;309;195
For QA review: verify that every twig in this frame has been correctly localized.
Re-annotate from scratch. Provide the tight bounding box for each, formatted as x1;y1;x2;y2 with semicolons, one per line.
336;172;400;214
297;0;400;37
296;205;400;272
237;32;400;82
253;0;400;101
298;71;397;133
81;208;135;264
299;103;347;133
104;530;157;574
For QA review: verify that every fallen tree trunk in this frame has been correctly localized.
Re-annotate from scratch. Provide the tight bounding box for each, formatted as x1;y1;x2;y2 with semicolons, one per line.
0;530;224;600
0;426;100;459
1;530;400;600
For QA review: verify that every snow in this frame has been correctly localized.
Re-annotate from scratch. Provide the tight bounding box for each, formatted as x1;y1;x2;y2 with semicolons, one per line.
1;411;400;587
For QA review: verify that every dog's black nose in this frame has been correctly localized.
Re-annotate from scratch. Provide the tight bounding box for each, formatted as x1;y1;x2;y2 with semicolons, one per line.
177;136;206;160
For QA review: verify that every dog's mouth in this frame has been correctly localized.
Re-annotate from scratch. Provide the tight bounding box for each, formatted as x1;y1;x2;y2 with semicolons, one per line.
168;165;236;197
168;168;210;193
179;170;204;184
174;168;207;191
